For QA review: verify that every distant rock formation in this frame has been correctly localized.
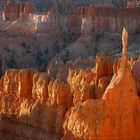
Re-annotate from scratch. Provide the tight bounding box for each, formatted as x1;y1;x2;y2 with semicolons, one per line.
79;6;140;34
2;1;34;21
1;1;140;35
127;2;140;8
27;6;140;34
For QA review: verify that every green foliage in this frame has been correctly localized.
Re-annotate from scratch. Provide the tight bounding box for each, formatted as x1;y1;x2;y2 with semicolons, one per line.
21;42;28;49
98;50;113;57
133;49;140;56
92;33;100;42
21;42;31;53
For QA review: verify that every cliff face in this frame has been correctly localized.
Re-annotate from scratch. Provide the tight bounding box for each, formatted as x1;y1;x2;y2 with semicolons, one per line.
2;2;140;35
127;2;140;8
79;6;140;34
34;11;81;34
27;6;140;34
3;2;34;21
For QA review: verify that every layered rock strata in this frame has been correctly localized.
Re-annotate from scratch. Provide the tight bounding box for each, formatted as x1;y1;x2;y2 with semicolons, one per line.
78;6;140;34
2;1;34;21
1;3;140;35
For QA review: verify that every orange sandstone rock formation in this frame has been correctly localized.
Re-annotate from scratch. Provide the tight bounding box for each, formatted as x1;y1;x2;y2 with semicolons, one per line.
0;69;70;140
2;3;140;34
78;6;140;33
67;54;113;104
3;1;35;21
23;2;35;18
0;28;140;140
62;28;140;140
127;2;140;8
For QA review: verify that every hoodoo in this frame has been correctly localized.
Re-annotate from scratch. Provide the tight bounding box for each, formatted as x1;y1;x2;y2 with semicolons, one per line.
62;28;140;140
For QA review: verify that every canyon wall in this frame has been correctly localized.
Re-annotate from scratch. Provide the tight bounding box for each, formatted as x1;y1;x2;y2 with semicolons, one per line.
1;2;140;35
33;6;140;35
2;1;34;21
127;2;140;8
30;11;81;34
79;6;140;35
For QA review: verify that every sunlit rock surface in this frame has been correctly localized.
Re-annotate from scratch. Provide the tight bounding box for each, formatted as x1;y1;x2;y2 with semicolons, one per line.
62;28;140;140
0;70;69;140
0;29;139;140
0;1;140;139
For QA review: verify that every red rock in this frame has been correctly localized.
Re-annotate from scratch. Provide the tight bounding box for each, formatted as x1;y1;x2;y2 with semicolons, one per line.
0;27;140;140
3;2;35;21
95;54;113;84
32;72;49;99
68;69;95;105
62;28;140;140
2;3;140;34
48;77;72;108
77;6;140;33
3;3;20;20
81;17;93;36
96;76;112;99
18;69;36;98
127;2;140;8
23;2;35;18
67;55;113;103
0;69;70;140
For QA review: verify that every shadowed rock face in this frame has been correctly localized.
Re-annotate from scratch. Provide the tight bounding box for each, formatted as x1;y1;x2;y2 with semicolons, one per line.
0;29;139;140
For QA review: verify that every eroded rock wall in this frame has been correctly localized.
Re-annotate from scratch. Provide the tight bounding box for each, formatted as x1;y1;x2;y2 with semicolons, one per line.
3;1;34;21
2;3;140;35
0;69;71;140
79;6;140;35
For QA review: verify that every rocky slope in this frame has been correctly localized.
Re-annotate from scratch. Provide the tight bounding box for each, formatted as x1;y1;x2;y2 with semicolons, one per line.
0;2;139;75
0;28;139;140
